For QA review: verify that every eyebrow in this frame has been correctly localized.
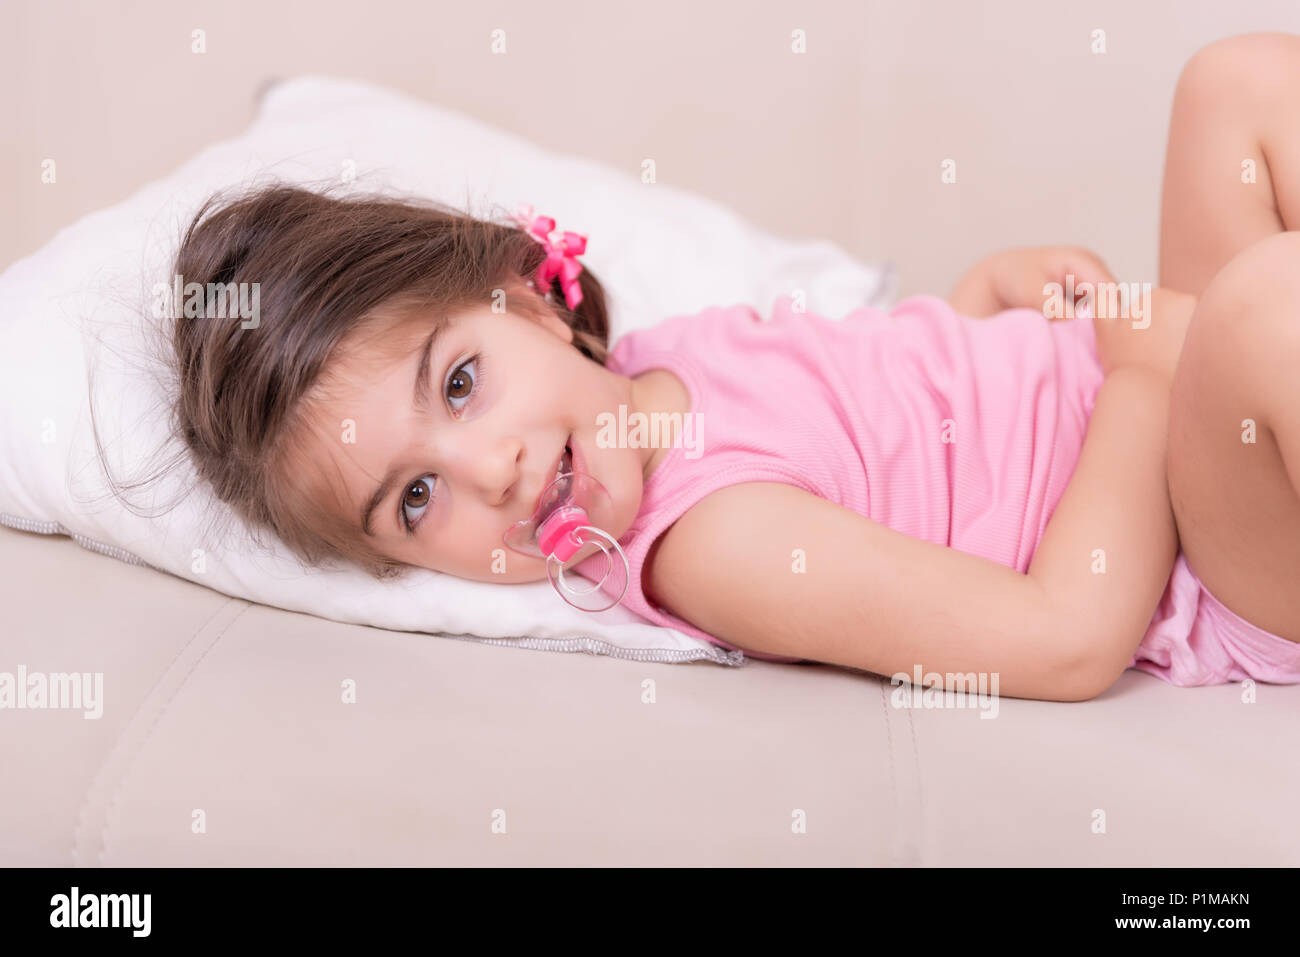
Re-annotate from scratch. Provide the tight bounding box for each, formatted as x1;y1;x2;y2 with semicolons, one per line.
360;326;442;537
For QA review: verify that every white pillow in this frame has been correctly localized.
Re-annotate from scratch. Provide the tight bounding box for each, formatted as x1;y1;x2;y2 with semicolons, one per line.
0;74;895;665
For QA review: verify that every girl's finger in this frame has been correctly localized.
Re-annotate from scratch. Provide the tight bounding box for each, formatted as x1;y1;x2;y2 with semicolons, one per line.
1061;248;1117;288
1047;249;1115;318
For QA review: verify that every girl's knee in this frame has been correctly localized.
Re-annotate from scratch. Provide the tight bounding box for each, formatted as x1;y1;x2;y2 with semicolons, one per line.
1190;233;1300;418
1200;232;1300;332
1177;33;1300;111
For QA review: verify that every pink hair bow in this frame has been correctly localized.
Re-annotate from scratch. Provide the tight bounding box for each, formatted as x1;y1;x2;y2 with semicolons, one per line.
512;202;586;310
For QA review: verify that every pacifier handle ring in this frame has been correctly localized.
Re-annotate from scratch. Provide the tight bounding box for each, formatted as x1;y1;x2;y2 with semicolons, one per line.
554;542;611;597
575;526;630;604
547;526;630;612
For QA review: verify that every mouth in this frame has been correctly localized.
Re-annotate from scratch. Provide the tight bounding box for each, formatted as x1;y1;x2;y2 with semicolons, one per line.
566;433;584;475
553;438;574;484
537;435;574;510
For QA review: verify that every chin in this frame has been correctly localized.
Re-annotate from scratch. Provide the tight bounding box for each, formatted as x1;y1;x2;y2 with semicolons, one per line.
477;565;549;585
431;552;547;584
504;552;551;583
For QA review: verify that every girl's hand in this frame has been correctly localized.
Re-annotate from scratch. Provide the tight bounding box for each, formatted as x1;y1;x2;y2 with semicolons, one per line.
1088;286;1196;386
949;246;1117;318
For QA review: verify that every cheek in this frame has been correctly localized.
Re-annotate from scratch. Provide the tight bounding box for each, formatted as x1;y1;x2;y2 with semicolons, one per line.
446;506;549;583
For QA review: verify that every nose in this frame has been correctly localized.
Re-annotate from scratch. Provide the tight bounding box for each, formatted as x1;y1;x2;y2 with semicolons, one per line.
460;432;525;507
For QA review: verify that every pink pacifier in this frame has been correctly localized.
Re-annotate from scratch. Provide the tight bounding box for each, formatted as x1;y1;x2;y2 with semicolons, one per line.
503;447;629;612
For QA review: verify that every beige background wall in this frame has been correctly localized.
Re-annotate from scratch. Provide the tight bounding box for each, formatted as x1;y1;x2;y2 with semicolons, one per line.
5;0;1299;300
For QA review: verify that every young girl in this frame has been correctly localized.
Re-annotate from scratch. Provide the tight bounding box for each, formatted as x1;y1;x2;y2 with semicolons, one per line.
165;33;1300;701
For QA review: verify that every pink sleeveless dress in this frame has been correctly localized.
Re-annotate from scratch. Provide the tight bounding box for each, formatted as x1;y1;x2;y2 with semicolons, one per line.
574;294;1300;686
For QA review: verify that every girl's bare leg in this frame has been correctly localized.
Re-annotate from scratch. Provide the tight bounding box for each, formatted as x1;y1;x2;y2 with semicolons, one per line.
1161;33;1300;642
1159;32;1300;294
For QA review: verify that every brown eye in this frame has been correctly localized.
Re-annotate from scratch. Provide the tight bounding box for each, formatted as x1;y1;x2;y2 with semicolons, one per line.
447;364;473;399
401;475;436;531
444;356;481;414
403;479;431;508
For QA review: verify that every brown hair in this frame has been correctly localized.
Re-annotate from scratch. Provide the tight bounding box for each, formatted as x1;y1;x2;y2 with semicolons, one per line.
101;181;611;581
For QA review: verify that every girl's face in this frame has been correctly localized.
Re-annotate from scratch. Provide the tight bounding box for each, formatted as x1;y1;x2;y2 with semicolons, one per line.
307;293;650;583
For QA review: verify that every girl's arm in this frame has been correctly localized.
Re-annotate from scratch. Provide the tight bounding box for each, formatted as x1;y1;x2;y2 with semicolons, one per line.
644;369;1176;702
949;245;1117;317
1023;366;1178;676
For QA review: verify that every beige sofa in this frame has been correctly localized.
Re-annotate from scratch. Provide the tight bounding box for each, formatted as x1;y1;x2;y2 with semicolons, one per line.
5;524;1298;866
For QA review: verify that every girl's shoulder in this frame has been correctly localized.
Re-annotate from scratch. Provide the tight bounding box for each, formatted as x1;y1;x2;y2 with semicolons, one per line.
610;295;888;372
